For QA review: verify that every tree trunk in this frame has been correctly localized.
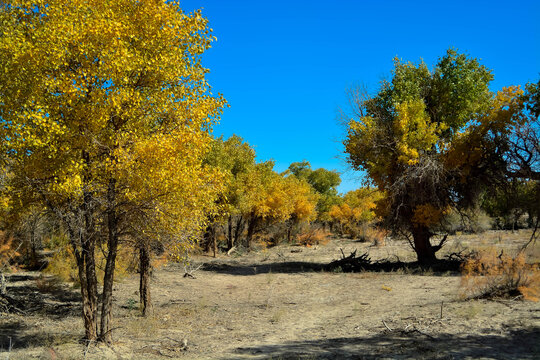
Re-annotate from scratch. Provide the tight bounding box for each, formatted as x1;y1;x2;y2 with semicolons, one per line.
139;241;152;316
100;180;119;343
412;226;437;264
287;225;292;243
203;225;213;254
246;214;257;249
234;216;243;246
227;216;234;250
83;237;98;340
212;228;217;258
73;245;97;341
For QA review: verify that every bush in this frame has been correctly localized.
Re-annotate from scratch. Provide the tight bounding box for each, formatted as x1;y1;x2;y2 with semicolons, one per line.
297;228;330;246
460;248;539;301
358;226;387;246
0;233;21;272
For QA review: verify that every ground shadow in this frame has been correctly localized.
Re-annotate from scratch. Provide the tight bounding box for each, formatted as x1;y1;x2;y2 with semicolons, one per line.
227;327;540;359
4;273;81;318
201;261;325;275
0;319;81;351
200;258;462;277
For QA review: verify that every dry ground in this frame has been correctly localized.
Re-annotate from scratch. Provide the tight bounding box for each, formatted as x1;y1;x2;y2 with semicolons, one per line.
1;230;539;359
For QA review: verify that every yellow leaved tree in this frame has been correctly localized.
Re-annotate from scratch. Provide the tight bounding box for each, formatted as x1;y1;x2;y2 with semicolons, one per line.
0;0;225;341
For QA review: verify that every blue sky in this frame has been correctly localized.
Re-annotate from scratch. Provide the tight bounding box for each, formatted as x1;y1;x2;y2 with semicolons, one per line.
180;0;540;193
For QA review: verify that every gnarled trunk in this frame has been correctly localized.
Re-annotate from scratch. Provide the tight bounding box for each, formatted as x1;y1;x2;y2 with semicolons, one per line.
411;226;437;264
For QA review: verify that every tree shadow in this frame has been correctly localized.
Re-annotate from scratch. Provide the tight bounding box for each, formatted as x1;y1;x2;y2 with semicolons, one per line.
201;261;325;275
0;319;80;351
200;258;462;276
226;327;540;359
4;273;81;318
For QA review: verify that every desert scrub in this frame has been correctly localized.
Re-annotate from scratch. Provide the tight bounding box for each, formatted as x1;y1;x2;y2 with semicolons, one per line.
297;228;330;246
460;248;539;301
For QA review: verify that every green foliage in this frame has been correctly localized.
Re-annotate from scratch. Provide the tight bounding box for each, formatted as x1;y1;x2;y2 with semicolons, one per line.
286;161;341;221
482;180;539;230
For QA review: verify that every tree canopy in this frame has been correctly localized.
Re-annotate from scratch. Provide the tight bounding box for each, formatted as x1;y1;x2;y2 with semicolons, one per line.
0;0;225;341
343;49;535;263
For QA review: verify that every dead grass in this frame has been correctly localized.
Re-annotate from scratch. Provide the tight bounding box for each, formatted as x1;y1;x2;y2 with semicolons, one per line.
296;228;330;246
2;230;539;360
460;247;540;301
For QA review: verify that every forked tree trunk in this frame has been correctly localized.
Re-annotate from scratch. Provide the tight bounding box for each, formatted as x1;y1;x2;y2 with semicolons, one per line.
139;241;152;316
68;219;98;342
411;226;437;264
73;247;97;341
100;180;119;343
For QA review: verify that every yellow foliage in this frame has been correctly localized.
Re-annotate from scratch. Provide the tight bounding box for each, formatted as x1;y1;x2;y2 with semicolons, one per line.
329;188;383;225
444;86;524;177
412;204;449;227
393;100;446;165
46;244;137;284
0;0;227;262
234;164;318;225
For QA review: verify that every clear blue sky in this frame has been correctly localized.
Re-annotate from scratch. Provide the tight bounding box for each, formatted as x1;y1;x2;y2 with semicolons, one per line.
180;0;540;193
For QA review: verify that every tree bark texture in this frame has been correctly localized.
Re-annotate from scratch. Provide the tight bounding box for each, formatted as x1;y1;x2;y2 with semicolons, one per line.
139;241;152;316
227;216;234;250
246;214;258;249
411;226;437;264
100;180;119;343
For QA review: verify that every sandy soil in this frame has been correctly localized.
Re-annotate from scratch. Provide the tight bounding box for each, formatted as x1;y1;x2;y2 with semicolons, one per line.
1;230;539;359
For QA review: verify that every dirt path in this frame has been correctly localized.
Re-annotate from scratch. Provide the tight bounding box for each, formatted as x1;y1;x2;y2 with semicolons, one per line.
1;231;539;359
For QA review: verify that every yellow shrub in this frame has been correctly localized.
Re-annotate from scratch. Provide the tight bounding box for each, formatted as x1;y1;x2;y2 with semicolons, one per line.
460;248;539;301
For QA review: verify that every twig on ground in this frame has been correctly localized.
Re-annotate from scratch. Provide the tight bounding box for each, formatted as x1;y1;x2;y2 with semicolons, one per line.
83;339;94;359
382;320;393;331
183;263;202;279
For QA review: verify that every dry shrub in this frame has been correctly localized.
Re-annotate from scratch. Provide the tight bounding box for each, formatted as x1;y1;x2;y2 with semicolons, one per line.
0;233;21;272
35;274;63;293
362;227;387;247
460;248;540;301
297;228;330;246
